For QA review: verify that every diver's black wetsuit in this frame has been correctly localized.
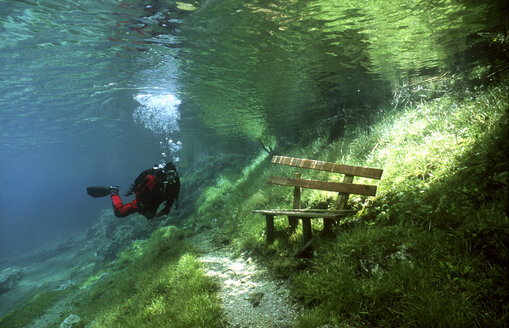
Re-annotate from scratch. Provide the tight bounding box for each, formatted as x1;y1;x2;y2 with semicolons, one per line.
111;167;180;219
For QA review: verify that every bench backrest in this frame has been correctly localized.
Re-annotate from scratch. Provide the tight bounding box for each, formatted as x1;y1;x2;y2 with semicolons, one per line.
268;155;383;210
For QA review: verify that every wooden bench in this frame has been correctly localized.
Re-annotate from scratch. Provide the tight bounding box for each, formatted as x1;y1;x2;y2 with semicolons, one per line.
253;155;383;246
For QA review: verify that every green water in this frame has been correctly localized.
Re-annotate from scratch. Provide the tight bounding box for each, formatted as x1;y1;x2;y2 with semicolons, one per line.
1;0;505;153
176;0;506;144
0;0;508;326
0;0;507;260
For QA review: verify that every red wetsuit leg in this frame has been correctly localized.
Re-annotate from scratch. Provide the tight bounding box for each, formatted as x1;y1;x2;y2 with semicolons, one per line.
111;194;139;218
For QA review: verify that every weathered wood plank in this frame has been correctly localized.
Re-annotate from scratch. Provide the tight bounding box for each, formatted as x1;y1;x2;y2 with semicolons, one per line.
253;209;349;219
265;215;275;244
323;218;334;235
290;172;302;228
254;209;356;213
267;175;377;196
335;174;354;210
302;218;312;242
326;174;355;234
272;155;383;180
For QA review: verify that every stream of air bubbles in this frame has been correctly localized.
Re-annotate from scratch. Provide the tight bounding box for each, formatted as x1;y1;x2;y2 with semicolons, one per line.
133;93;182;163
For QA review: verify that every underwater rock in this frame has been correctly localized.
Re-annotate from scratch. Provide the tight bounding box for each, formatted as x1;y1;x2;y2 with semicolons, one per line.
0;266;23;293
247;291;264;307
55;279;74;291
59;314;80;328
80;211;158;265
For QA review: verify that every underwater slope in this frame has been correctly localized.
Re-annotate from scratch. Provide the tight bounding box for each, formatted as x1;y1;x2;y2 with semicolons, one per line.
196;74;509;327
1;74;507;327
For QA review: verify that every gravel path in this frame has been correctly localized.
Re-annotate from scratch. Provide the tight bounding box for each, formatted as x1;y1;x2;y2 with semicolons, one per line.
190;230;303;328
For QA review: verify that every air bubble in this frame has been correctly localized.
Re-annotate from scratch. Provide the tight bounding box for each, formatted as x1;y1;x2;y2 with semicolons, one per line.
133;93;183;162
133;93;181;134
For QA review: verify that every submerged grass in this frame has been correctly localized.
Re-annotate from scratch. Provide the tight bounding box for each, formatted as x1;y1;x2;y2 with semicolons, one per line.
196;73;509;327
87;253;222;328
0;288;71;328
2;71;507;328
0;226;223;328
76;226;223;328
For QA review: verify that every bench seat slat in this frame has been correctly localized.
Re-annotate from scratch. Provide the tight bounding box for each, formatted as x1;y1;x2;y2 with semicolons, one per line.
267;175;377;196
253;209;356;214
272;155;383;180
253;209;350;219
254;208;357;213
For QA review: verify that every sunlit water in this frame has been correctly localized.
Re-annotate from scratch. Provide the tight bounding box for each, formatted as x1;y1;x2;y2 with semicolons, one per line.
0;0;503;260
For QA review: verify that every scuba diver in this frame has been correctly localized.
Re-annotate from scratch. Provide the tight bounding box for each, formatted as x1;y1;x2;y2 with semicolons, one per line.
87;162;180;219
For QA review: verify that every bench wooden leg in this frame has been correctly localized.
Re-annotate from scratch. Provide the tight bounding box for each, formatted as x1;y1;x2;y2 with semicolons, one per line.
323;218;333;235
288;217;298;230
302;218;312;243
265;215;275;244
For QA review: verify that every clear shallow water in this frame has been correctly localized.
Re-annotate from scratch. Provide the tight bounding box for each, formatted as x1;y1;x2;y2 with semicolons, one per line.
0;0;505;256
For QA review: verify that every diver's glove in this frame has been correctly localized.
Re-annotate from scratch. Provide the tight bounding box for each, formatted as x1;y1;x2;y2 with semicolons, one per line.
108;186;120;195
124;184;135;196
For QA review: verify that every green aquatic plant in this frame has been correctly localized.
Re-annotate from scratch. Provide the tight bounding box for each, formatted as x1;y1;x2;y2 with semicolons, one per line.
80;270;108;290
90;254;222;328
44;225;223;328
0;288;71;328
193;72;509;326
4;69;506;328
196;151;269;222
298;82;508;326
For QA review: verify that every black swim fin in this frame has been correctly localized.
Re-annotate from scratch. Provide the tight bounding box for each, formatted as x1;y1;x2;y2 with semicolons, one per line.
86;186;111;198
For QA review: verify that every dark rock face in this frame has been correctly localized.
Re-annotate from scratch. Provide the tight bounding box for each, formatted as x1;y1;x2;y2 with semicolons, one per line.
0;267;23;293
